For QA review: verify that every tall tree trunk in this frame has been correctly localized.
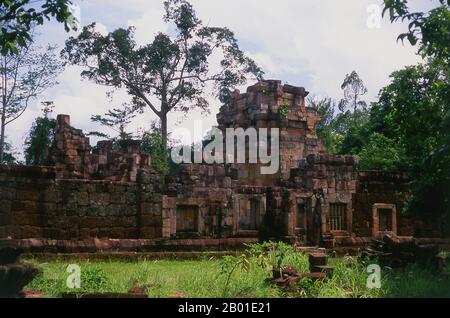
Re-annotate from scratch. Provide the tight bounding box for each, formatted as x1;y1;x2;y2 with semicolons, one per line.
160;96;168;153
0;103;5;162
0;58;6;163
0;117;5;163
160;112;168;153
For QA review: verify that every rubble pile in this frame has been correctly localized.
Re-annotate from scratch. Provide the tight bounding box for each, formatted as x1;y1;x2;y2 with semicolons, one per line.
362;234;446;270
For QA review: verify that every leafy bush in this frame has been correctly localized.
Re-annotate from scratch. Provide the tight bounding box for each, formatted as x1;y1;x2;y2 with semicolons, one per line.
141;123;170;175
278;104;289;119
358;133;403;171
81;266;108;291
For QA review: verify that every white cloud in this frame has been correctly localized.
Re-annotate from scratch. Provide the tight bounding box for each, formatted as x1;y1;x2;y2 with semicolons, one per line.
188;0;420;100
127;3;168;45
94;22;109;36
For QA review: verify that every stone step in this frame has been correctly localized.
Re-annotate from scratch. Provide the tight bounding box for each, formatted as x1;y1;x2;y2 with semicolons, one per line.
302;272;327;281
310;265;334;277
322;239;336;249
309;252;328;266
273;272;327;286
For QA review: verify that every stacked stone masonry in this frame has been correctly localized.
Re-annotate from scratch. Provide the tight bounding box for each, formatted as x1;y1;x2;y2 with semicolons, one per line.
0;80;446;250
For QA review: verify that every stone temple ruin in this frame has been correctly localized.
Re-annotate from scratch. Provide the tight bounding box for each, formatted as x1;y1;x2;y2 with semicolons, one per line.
0;80;447;253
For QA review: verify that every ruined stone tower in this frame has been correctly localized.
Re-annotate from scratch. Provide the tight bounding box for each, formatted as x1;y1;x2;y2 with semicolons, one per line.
217;79;326;186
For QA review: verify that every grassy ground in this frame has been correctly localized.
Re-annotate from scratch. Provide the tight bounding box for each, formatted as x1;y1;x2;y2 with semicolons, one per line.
24;244;450;298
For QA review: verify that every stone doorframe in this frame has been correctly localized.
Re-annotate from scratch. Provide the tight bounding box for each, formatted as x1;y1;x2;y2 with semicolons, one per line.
233;194;266;236
162;196;204;238
372;203;397;238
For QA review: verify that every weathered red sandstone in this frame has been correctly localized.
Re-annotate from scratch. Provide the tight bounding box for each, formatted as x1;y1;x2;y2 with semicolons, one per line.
0;80;446;252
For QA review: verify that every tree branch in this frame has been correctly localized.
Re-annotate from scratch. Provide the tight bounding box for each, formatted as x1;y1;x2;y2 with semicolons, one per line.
128;83;161;117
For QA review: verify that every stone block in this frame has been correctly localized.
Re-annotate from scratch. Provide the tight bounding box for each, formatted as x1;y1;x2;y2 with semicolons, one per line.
309;253;328;267
77;192;89;206
141;215;162;227
15;190;39;202
0;200;12;214
79;217;97;228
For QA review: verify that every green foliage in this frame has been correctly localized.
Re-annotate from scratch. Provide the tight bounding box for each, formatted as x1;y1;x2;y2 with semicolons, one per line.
308;81;370;156
141;122;170;175
310;96;334;134
320;1;450;224
309;96;338;153
219;242;300;296
0;140;17;163
24;102;56;165
376;63;447;170
220;254;252;297
373;60;449;223
88;104;139;141
358;133;403;171
331;59;449;222
334;110;370;155
0;0;76;55
81;266;108;291
382;0;449;60
278;104;289;119
24;250;450;298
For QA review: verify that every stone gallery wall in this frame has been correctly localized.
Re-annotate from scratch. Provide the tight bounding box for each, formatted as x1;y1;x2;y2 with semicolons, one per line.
0;80;447;250
0;165;163;240
352;171;442;238
285;154;358;243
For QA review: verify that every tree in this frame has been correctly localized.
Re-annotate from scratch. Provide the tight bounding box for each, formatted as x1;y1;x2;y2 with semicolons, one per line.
1;139;16;163
378;64;446;168
308;93;371;155
338;71;368;114
23;101;56;165
308;72;370;155
0;0;77;55
0;41;63;162
383;0;450;233
62;0;263;151
374;61;449;220
382;0;449;60
308;96;337;153
325;71;370;155
88;104;140;141
334;109;370;155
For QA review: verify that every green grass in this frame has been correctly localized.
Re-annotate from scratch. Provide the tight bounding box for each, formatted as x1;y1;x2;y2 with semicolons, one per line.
25;258;282;298
24;244;450;298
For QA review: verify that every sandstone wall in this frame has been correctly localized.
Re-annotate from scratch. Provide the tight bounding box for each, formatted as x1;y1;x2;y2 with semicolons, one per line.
1;80;445;248
353;171;416;237
0;165;163;240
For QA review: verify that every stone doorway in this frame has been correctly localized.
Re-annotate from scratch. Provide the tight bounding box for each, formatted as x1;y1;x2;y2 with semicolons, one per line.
239;198;260;231
372;203;397;238
235;195;266;236
295;197;312;244
176;205;199;235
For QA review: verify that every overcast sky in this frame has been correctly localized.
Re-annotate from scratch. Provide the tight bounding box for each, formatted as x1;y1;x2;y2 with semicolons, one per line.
8;0;433;157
